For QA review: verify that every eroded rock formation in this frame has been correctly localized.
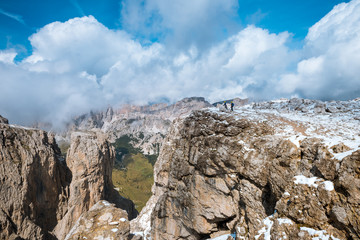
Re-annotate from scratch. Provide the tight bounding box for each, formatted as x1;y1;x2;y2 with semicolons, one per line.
65;200;131;240
0;120;136;239
54;131;137;239
0;115;8;124
58;97;212;155
146;107;360;239
0;123;70;239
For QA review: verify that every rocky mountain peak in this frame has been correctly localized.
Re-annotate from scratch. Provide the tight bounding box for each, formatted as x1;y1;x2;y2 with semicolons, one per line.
0;115;8;124
132;98;360;239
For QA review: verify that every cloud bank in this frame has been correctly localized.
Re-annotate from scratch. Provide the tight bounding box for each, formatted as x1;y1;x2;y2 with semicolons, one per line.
1;0;360;127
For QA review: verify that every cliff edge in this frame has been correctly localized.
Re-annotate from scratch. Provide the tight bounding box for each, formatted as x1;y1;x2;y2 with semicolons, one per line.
137;99;360;239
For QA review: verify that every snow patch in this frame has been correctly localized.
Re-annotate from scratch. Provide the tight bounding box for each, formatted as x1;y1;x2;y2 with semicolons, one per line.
208;234;232;240
255;216;273;240
111;228;118;233
322;181;334;191
294;175;320;187
102;200;111;206
300;227;340;240
119;218;127;222
277;218;293;225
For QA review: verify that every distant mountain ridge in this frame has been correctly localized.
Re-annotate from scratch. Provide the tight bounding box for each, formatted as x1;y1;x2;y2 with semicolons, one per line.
57;97;212;156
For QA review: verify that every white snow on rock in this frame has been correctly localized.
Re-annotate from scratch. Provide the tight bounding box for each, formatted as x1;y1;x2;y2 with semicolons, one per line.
300;227;341;240
255;216;274;240
293;175;335;191
101;200;111;206
294;175;320;188
277;218;293;225
322;181;334;191
208;234;232;240
208;98;360;164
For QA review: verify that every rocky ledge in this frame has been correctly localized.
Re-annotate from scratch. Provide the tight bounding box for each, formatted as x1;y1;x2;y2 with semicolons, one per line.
133;100;360;239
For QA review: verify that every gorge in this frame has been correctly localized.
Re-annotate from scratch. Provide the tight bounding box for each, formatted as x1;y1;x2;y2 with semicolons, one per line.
1;97;360;239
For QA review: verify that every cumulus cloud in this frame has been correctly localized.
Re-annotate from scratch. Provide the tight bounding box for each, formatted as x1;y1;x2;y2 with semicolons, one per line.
1;0;360;127
120;0;240;49
0;49;17;64
277;0;360;100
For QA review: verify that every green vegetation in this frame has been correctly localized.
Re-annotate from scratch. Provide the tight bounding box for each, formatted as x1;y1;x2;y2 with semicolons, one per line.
58;141;70;158
112;153;154;212
112;135;159;212
112;134;158;167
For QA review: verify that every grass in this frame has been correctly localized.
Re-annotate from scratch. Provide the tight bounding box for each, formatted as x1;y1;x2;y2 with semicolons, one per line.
112;153;154;212
58;141;70;158
111;135;159;212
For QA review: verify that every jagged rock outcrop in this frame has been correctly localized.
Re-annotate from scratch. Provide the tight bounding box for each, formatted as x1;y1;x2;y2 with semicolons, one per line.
65;200;131;240
54;131;137;240
0;115;8;124
0;118;137;239
145;102;360;239
0;123;70;240
58;97;212;155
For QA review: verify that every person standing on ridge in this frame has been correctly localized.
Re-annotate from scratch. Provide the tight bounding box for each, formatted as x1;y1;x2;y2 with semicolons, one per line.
231;101;234;111
223;101;228;109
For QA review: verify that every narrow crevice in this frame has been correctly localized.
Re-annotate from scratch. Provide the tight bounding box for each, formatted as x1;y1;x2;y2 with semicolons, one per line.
310;165;325;179
261;182;277;216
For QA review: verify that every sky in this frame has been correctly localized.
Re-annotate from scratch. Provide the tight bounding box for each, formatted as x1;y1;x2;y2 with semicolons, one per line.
0;0;359;127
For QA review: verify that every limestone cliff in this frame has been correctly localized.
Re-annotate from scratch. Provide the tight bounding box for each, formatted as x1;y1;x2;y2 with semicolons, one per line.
0;122;70;239
58;97;212;155
54;131;137;240
0;120;136;239
134;99;360;239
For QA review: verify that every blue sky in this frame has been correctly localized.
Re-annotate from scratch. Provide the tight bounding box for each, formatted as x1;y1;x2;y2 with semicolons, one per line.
0;0;359;126
0;0;349;60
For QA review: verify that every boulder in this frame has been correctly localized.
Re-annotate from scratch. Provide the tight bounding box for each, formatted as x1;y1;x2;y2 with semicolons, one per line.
65;200;131;240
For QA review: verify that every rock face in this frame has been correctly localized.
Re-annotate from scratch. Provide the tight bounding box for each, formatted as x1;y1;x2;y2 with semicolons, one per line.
0;120;137;240
54;131;137;240
65;200;131;240
0;115;8;124
59;97;212;155
146;102;360;239
0;123;70;240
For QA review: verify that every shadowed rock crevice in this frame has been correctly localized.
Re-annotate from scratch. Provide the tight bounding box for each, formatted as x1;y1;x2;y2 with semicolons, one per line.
261;182;277;216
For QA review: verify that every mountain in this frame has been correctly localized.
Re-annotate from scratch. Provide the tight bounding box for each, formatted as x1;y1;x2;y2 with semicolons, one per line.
132;98;360;239
1;97;360;239
58;97;212;156
0;117;136;240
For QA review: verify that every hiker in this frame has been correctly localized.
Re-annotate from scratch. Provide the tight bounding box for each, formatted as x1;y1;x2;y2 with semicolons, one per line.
231;101;234;111
223;101;228;109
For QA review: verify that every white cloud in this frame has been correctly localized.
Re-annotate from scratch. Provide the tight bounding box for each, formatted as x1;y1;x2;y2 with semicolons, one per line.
23;16;141;76
0;50;17;64
120;0;240;49
277;0;360;100
0;8;26;25
1;0;360;126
